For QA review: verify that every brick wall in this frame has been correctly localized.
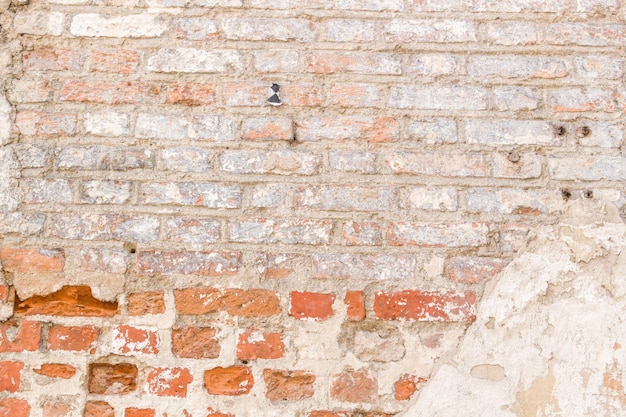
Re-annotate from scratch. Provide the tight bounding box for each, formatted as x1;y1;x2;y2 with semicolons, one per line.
0;0;624;416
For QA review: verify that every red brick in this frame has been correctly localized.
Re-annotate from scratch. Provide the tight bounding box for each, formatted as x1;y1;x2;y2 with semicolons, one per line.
345;291;365;321
144;367;192;397
204;366;253;396
15;286;118;317
0;320;40;352
0;398;30;417
394;374;427;400
125;409;155;417
172;327;220;359
166;82;216;106
0;248;64;273
175;288;281;317
242;117;293;141
0;285;8;303
290;291;336;321
373;290;477;322
127;291;165;316
88;363;138;395
237;329;284;360
342;221;383;246
446;257;511;284
59;81;160;104
49;325;98;351
23;48;85;71
111;325;159;355
206;408;234;417
0;361;23;393
92;50;139;73
330;369;377;404
84;401;114;417
15;111;76;136
33;364;76;379
264;369;315;401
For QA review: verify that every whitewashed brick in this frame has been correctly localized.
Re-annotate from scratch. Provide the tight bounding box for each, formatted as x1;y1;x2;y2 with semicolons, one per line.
389;85;488;110
465;120;562;146
71;14;166;38
409;188;458;212
14;12;64;36
85;112;130;137
147;49;243;73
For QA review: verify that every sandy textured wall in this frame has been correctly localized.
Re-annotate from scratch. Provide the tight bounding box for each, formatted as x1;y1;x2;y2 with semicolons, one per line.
0;0;624;416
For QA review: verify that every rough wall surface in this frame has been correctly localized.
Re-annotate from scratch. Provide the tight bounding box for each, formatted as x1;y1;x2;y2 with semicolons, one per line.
0;0;624;416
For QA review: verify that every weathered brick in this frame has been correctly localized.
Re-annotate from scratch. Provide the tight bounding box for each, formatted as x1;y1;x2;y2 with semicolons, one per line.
550;88;618;112
0;212;44;236
577;122;623;148
16;286;118;317
165;218;220;244
499;224;531;253
251;184;292;208
281;84;324;107
160;147;211;173
55;146;154;171
345;291;365;321
221;18;314;41
70;14;167;37
312;253;416;280
127;291;164;316
0;361;24;393
342;221;383;246
10;80;54;103
140;182;241;208
237;330;284;360
575;56;624;80
221;150;321;175
256;253;305;279
264;370;315;401
308;0;402;11
330;151;377;174
545;23;626;46
14;144;49;168
21;179;71;204
306;52;401;75
407;54;459;76
88;363;138;395
295;185;397;212
548;156;626;180
413;0;465;11
0;320;41;352
409;187;458;211
394;375;427;400
447;257;511;284
80;180;131;205
407;119;458;144
84;112;130;136
144;368;192;397
325;20;375;42
385;152;491;177
204;366;253;396
22;48;86;71
290;291;336;321
146;0;240;6
0;398;30;417
81;248;127;274
493;87;542;111
49;214;159;242
471;0;566;12
14;11;64;36
147;49;243;73
91;50;139;73
84;401;114;417
469;56;569;79
0;248;64;273
175;288;280;317
49;325;98;351
59;81;160;104
374;290;477;322
228;218;332;245
492;152;542;179
165;82;216;106
174;17;219;40
575;0;620;12
172;327;220;359
389;85;488;110
137;250;241;276
252;50;299;73
16;111;76;136
465;120;562;146
484;21;539;45
384;20;476;43
330;369;377;404
221;82;268;106
125;409;155;417
466;188;565;215
388;222;489;247
298;116;399;143
33;364;76;379
243;117;293;141
331;84;382;108
136;114;236;141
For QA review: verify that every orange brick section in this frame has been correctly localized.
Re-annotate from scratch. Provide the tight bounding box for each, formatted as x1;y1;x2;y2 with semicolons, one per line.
0;361;24;393
33;364;76;379
0;398;31;417
204;366;253;396
84;401;115;417
290;291;336;321
264;369;315;401
127;291;165;316
88;363;138;395
0;248;64;272
0;321;41;352
15;286;118;317
373;291;478;322
48;325;98;351
172;327;221;359
175;287;281;317
144;367;192;397
237;329;284;360
393;375;427;400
